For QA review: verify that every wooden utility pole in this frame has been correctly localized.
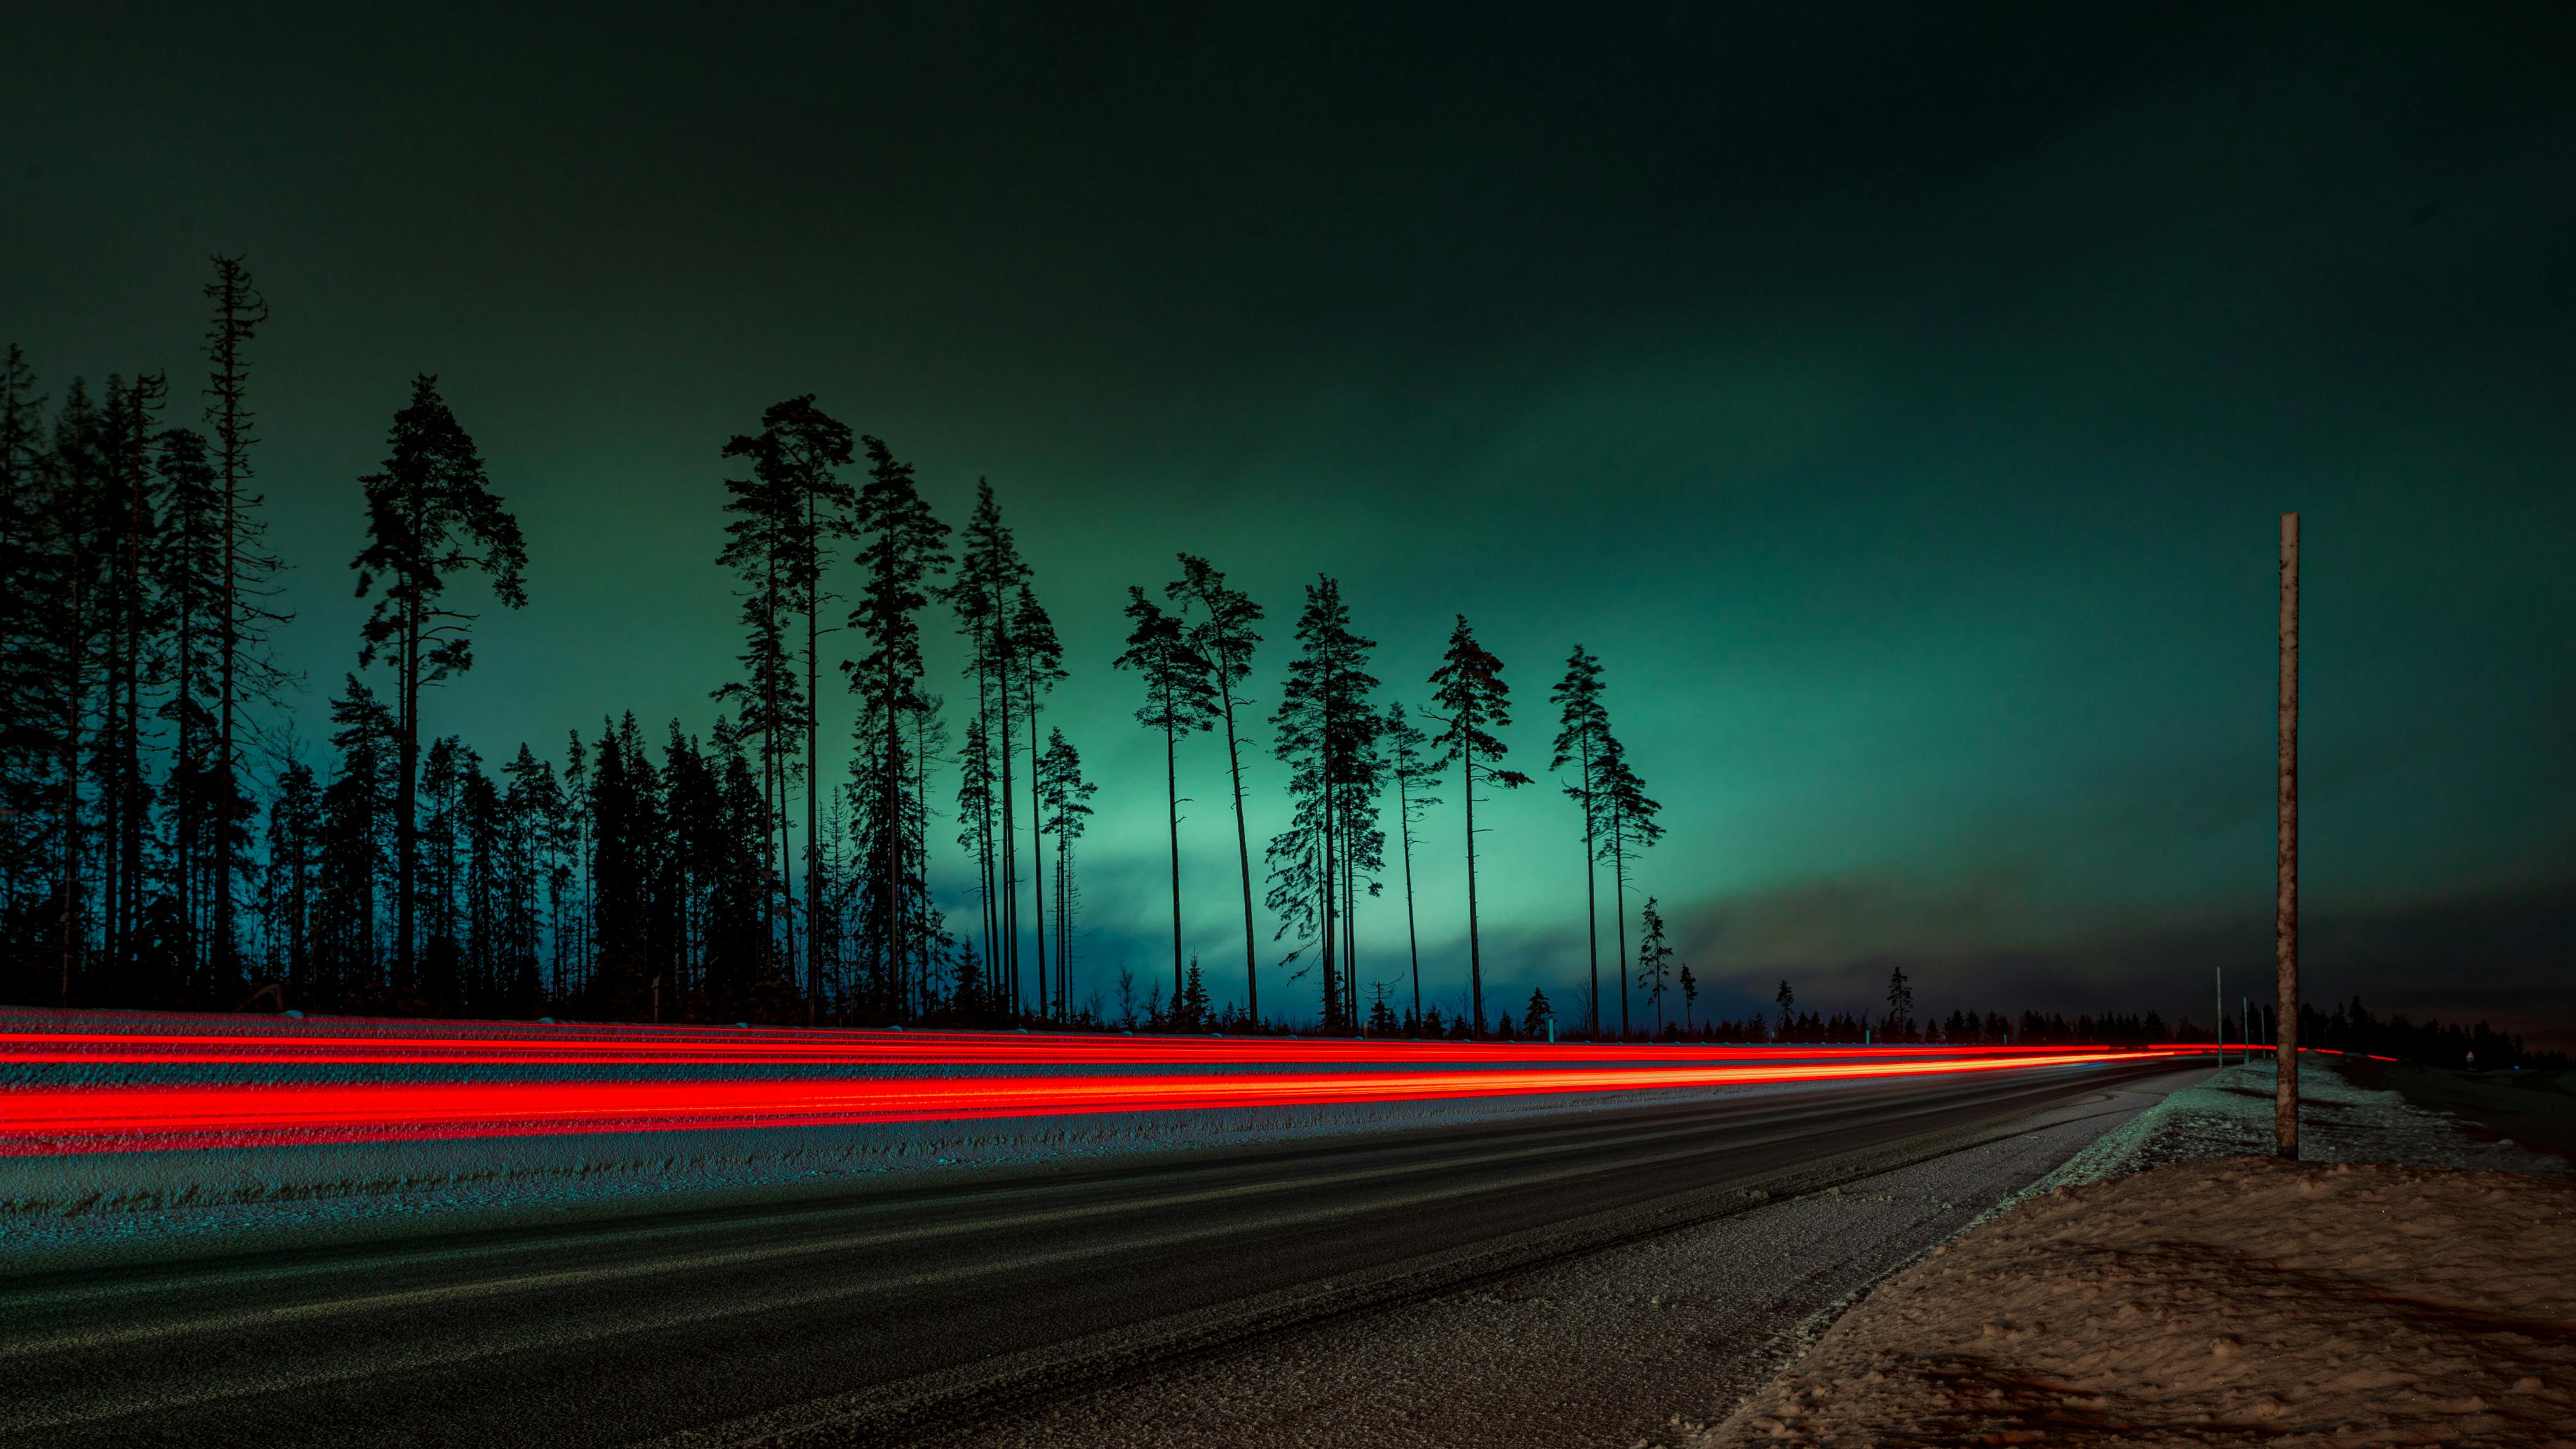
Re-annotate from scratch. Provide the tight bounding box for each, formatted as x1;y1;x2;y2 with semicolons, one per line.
2275;512;2300;1158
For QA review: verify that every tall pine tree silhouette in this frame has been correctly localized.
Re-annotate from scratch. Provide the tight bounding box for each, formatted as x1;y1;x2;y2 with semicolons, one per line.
353;375;527;999
1036;726;1096;1016
1265;579;1379;1031
1116;586;1214;1006
720;396;853;1023
1009;582;1064;1017
1381;702;1439;1028
1168;555;1265;1021
941;482;1030;1008
1550;646;1610;1038
1428;615;1530;1038
204;257;277;986
843;435;948;1019
1593;729;1662;1038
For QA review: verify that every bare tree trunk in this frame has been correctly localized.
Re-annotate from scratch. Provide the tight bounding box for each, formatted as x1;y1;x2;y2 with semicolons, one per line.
1164;712;1182;1004
997;623;1018;1013
396;599;418;997
1464;738;1482;1039
58;545;84;1005
806;503;821;1026
1581;738;1598;1039
2276;511;2300;1158
1612;829;1629;1041
1028;688;1047;1021
1219;685;1257;1023
1398;775;1420;1027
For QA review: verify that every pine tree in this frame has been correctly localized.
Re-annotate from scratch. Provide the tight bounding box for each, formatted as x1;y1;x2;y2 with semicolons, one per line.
1116;586;1215;1005
1168;555;1265;1021
1382;702;1439;1028
203;257;279;987
0;347;48;981
1550;645;1609;1038
1265;578;1379;1031
842;435;949;1019
1885;965;1914;1041
1679;961;1697;1033
1035;727;1096;1017
941;482;1031;1008
1774;979;1796;1042
1008;582;1064;1017
1594;730;1662;1038
154;424;225;987
39;379;114;1004
720;396;855;1024
352;375;528;1001
1428;615;1531;1039
954;712;997;976
96;372;167;1001
1636;895;1672;1035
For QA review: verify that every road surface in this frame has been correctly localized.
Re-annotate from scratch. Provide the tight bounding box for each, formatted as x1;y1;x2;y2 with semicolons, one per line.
0;1058;2190;1447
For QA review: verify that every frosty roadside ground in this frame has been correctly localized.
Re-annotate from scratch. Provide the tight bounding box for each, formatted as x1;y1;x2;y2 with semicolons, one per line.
1704;1057;2576;1448
2008;1054;2573;1195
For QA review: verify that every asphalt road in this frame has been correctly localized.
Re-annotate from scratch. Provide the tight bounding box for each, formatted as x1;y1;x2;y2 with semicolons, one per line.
0;1060;2188;1448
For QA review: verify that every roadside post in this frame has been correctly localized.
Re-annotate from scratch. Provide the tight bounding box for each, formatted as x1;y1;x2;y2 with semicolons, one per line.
2276;511;2300;1159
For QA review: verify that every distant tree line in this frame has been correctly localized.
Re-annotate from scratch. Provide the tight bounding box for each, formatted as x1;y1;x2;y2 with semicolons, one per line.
2197;996;2568;1072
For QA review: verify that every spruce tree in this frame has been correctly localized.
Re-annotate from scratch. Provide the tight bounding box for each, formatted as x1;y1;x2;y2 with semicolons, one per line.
258;758;322;1002
1168;555;1265;1021
318;676;396;1006
352;376;527;1001
1116;587;1214;1004
1523;986;1553;1037
1428;614;1530;1038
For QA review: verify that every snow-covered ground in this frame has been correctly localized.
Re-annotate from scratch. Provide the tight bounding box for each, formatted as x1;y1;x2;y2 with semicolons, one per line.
1704;1058;2576;1448
0;1077;1849;1265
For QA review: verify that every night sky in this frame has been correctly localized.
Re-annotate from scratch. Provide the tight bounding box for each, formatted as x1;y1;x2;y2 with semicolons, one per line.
8;3;2573;1039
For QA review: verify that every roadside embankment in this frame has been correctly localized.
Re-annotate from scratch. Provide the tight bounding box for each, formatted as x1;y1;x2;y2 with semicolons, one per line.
1706;1060;2576;1447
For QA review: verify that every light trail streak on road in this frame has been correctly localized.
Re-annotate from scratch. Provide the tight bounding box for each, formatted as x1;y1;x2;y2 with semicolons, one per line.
0;1009;2198;1154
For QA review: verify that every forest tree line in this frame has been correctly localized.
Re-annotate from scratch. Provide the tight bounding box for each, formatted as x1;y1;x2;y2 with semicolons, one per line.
4;258;2404;1051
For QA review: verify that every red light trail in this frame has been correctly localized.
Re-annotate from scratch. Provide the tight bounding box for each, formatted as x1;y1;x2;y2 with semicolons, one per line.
0;1011;2200;1155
